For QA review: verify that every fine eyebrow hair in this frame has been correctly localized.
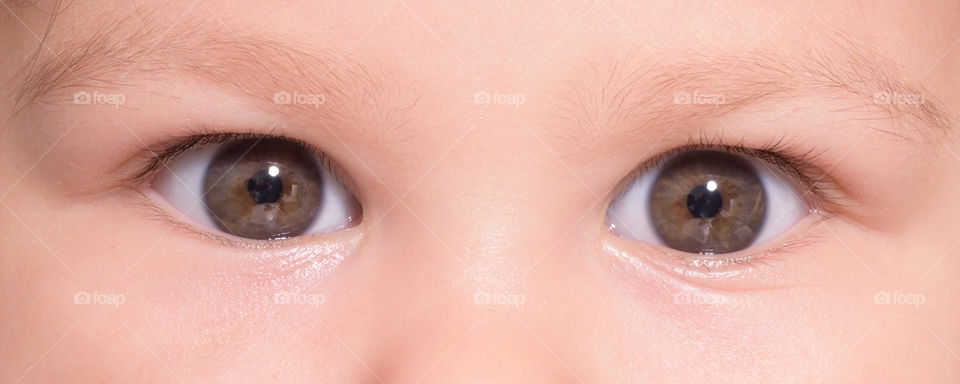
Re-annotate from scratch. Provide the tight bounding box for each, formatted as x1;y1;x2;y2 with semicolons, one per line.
11;16;417;132
555;40;954;145
10;13;953;146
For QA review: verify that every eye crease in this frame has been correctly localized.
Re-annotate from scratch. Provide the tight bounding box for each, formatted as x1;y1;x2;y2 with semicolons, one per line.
149;133;361;242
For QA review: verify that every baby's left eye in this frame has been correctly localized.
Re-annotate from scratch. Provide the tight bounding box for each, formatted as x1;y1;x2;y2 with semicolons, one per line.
606;150;808;254
152;136;360;240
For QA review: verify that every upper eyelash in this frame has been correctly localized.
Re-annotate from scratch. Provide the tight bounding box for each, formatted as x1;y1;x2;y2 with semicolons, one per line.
133;127;278;180
130;127;348;190
623;133;841;212
136;128;837;255
128;127;357;247
609;133;842;272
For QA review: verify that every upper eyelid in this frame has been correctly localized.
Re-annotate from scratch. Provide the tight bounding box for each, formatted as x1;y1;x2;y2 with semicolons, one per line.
135;133;362;246
129;129;353;194
132;130;277;181
616;137;839;212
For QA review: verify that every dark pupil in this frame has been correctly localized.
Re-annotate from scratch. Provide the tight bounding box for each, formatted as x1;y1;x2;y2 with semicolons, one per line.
203;138;326;240
686;183;722;218
247;169;283;204
646;150;766;254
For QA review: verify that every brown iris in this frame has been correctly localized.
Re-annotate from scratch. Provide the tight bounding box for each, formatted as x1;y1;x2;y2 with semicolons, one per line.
649;151;766;254
202;138;324;239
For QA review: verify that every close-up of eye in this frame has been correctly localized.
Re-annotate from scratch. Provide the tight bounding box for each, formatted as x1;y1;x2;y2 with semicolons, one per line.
5;1;960;382
607;149;809;255
150;135;361;240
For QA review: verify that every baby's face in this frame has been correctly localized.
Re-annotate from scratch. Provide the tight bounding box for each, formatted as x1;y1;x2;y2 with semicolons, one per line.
2;1;959;382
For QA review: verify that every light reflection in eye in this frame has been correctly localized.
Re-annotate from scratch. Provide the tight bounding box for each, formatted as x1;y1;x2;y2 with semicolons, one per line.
607;150;808;254
153;136;360;240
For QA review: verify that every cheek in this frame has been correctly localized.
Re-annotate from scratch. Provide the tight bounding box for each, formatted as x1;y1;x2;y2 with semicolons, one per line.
112;236;358;378
594;241;879;382
1;188;359;381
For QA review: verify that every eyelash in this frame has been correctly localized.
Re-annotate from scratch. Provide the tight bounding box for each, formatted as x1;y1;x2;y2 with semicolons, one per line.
130;128;840;257
661;217;829;274
128;128;352;249
613;134;842;273
133;128;336;180
131;127;354;197
624;133;841;211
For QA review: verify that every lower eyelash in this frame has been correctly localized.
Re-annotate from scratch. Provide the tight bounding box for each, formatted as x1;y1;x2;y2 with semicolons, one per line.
128;186;324;249
125;127;358;247
606;132;843;273
667;213;832;274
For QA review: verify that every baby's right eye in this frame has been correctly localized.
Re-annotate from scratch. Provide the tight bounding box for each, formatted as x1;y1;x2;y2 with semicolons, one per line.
151;135;361;241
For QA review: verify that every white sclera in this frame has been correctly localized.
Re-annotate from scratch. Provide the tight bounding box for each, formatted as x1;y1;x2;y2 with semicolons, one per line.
153;142;358;237
606;155;808;252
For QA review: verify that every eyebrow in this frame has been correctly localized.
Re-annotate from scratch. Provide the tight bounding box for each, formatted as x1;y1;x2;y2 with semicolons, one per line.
11;13;953;146
555;41;953;144
11;17;417;133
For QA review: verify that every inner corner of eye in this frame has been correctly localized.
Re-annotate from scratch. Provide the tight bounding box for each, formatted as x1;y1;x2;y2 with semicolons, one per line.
150;136;360;242
607;150;808;255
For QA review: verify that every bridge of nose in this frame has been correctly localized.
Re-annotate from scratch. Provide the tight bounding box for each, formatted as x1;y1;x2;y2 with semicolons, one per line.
333;116;606;382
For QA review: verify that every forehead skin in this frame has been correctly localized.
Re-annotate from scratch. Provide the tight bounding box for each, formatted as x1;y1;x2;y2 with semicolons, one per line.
3;1;959;127
1;0;960;383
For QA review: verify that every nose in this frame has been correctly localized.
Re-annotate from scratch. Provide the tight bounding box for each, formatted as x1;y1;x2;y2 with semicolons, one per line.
343;126;598;382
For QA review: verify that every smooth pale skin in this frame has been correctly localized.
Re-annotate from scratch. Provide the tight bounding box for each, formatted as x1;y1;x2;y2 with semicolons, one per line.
1;1;959;382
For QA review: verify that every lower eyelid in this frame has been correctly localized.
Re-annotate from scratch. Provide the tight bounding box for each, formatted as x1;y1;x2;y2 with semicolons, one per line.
121;185;361;282
600;212;833;290
140;132;363;241
687;213;831;269
607;149;816;254
129;186;323;249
